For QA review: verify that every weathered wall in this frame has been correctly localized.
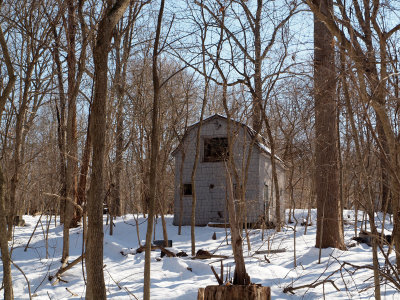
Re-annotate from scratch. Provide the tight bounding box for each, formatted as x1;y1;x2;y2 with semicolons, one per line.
258;152;286;224
173;116;284;226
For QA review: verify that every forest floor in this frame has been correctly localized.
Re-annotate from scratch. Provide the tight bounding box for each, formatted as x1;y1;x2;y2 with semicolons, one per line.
3;209;399;299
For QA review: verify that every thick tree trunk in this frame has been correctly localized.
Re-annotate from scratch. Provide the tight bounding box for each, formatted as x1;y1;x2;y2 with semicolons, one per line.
313;0;345;250
87;31;108;300
86;1;130;298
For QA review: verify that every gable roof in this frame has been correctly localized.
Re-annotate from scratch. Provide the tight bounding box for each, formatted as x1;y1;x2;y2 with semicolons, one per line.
172;114;284;164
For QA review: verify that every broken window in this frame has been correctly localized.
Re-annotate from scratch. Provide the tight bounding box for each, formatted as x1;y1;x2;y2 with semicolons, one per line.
183;183;192;196
203;137;228;162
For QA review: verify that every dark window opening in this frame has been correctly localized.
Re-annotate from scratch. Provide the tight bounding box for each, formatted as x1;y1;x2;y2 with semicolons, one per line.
204;137;229;162
183;183;192;196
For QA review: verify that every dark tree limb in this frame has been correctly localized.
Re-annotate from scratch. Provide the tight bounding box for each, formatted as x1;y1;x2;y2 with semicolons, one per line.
283;279;339;295
50;254;85;286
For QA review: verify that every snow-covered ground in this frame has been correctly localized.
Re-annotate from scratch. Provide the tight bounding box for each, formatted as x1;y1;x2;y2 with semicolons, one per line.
3;209;400;299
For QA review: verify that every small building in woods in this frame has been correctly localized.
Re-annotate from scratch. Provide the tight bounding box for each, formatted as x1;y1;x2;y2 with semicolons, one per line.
172;114;286;226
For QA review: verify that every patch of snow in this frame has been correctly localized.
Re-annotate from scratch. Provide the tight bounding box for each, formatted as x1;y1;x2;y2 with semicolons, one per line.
2;210;398;299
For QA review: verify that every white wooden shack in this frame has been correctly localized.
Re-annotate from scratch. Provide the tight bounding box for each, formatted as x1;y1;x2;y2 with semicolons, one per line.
172;114;286;226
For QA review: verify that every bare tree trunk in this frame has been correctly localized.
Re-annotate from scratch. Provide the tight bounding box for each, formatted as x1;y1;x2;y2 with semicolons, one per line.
341;54;382;297
190;113;206;255
111;7;135;218
51;34;67;225
178;101;189;235
306;0;400;257
0;168;13;300
178;147;186;235
62;0;78;264
109;2;146;214
74;110;91;224
226;167;250;285
8;60;35;240
113;89;124;217
190;13;211;255
158;160;169;246
87;1;130;298
261;115;282;231
159;194;169;247
0;10;16;297
69;0;90;227
143;1;164;299
313;0;345;249
251;0;263;133
221;91;250;284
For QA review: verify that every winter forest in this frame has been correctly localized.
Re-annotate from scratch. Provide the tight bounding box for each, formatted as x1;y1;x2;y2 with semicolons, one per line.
0;0;400;299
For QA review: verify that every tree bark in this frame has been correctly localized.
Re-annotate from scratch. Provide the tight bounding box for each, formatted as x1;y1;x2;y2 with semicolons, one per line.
313;0;345;249
0;8;16;297
74;110;91;223
87;1;130;298
62;0;78;264
50;20;67;225
0;168;13;300
198;285;270;300
143;1;164;299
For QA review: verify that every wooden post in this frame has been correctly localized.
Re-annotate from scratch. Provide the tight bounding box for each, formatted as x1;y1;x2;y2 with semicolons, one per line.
198;285;271;300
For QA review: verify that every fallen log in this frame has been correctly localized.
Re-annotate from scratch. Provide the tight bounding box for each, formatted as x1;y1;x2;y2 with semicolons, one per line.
352;230;392;247
254;249;287;255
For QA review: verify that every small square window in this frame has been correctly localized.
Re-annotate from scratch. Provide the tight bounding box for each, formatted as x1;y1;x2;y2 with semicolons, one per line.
183;184;192;196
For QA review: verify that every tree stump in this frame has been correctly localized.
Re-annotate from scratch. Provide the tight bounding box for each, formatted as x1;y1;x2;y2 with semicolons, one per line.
197;285;271;300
